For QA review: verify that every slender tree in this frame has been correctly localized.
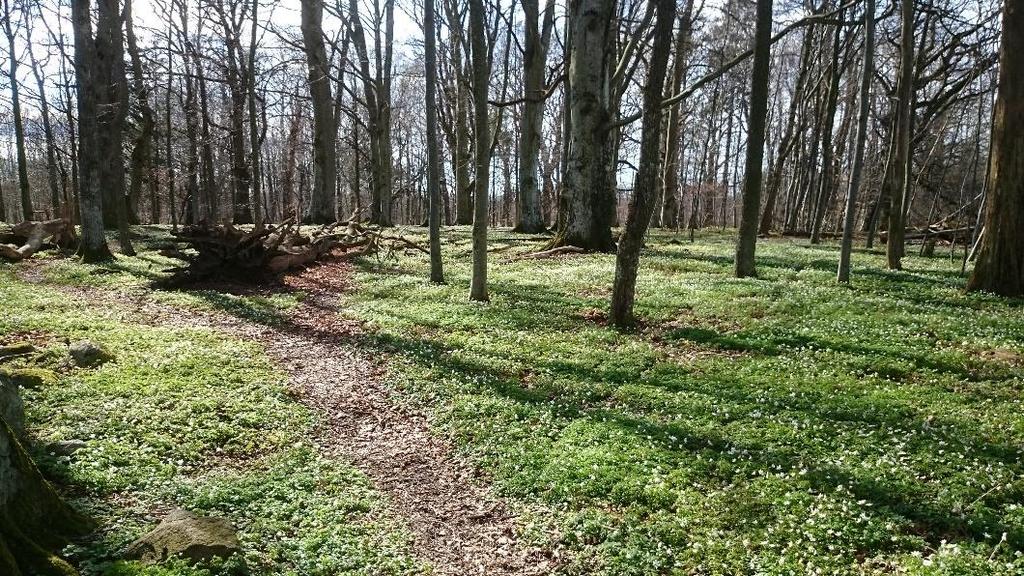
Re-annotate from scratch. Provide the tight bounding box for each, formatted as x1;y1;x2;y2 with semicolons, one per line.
838;0;874;283
886;0;915;270
734;0;773;278
610;0;675;327
425;0;444;282
3;0;32;220
468;0;490;301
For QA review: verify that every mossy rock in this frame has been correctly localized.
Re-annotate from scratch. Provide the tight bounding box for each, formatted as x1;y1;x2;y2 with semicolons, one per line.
125;510;244;570
0;412;95;575
68;341;114;368
3;368;58;389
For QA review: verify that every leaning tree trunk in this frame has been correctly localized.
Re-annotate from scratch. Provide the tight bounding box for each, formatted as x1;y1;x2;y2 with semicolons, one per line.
734;0;773;278
514;0;555;233
967;0;1024;296
610;0;675;328
301;0;338;224
886;0;914;270
550;0;617;253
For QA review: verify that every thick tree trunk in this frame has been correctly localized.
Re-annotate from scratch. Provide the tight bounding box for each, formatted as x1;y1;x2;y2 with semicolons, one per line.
514;0;555;233
610;0;675;328
468;0;490;301
71;0;113;261
734;0;773;278
967;0;1024;296
838;0;874;283
550;0;617;253
301;0;338;224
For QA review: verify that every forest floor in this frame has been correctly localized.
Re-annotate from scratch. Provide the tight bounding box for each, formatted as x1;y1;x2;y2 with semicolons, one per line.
3;226;1024;575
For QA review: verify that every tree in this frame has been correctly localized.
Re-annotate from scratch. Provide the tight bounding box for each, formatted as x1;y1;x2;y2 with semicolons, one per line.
2;0;32;221
301;0;337;224
424;0;444;282
734;0;773;278
967;0;1024;296
886;0;915;270
71;0;113;261
837;0;874;283
609;0;675;328
550;0;617;252
659;2;694;230
468;0;490;301
513;0;555;233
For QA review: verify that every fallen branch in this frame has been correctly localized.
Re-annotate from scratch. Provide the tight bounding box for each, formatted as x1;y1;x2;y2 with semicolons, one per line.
515;246;587;260
0;220;77;261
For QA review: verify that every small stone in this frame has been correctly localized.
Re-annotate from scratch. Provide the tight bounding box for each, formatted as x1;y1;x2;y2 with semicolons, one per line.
124;509;243;567
69;341;114;368
50;440;88;456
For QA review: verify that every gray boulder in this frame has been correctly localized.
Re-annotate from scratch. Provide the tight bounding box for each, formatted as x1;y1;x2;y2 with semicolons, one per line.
69;341;114;368
125;509;242;566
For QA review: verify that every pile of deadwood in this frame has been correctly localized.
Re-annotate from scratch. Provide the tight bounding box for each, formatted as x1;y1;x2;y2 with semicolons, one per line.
160;220;426;287
0;219;77;261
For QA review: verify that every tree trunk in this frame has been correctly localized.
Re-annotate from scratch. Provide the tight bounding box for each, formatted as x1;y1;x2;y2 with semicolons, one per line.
838;0;874;283
810;11;844;244
550;0;617;253
71;0;113;261
425;0;444;283
659;4;694;231
967;0;1024;296
126;0;155;226
514;0;555;233
734;0;773;278
301;0;338;224
610;0;675;328
3;0;32;221
886;0;914;270
468;0;490;301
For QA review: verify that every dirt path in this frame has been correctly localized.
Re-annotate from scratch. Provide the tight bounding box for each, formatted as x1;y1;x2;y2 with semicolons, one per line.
27;260;556;576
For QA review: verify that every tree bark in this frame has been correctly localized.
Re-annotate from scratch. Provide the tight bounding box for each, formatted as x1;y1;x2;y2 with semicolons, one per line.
468;0;490;301
659;3;694;231
3;0;32;221
71;0;113;261
886;0;914;270
967;0;1024;296
734;0;773;278
425;0;445;283
838;0;874;283
514;0;556;233
610;0;675;328
301;0;338;224
550;0;617;252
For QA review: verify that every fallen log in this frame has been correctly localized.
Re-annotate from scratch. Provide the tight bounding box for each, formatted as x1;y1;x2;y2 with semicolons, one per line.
159;221;425;287
0;219;77;261
515;245;587;260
